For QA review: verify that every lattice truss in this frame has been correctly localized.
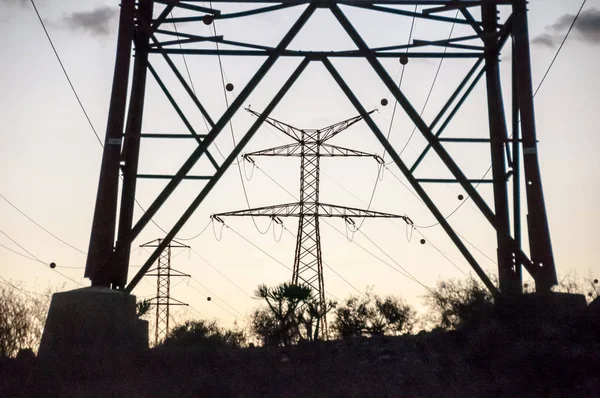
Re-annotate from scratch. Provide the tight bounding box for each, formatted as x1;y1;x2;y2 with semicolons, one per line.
83;0;558;298
212;110;412;336
141;239;189;345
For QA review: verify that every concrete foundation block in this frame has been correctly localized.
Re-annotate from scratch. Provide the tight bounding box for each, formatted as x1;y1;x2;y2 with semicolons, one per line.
38;287;148;360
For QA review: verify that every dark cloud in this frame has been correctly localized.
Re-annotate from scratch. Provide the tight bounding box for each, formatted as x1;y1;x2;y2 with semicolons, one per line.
61;6;118;36
531;33;556;48
533;8;600;48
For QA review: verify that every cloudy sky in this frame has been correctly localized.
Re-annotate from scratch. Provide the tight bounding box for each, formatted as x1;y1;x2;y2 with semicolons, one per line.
1;0;599;327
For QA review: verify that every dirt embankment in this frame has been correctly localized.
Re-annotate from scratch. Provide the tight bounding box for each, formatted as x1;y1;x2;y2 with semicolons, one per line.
2;302;600;398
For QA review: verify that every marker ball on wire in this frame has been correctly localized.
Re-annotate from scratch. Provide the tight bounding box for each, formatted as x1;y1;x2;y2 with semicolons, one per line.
202;14;214;25
207;296;212;301
458;194;464;201
420;239;426;245
595;279;599;284
226;83;234;92
399;56;409;65
50;262;56;269
380;98;388;106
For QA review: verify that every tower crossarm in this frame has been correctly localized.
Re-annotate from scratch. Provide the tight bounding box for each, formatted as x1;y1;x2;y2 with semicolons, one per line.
243;143;383;161
247;108;303;142
320;144;383;161
319;110;375;142
212;201;412;224
317;202;412;224
243;143;303;159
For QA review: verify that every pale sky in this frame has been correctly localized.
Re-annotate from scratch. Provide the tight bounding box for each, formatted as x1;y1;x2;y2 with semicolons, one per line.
1;0;599;328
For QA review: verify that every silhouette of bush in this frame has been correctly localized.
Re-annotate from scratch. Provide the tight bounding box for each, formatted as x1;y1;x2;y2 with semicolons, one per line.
159;319;245;349
424;277;494;330
331;288;416;339
0;284;48;357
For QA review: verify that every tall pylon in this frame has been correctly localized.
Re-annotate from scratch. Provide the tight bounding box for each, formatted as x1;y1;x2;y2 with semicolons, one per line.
140;239;190;345
213;109;412;339
84;0;559;302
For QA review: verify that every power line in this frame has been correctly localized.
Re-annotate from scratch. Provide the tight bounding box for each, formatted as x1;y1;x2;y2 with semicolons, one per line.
413;227;469;278
321;219;430;291
356;229;431;291
351;6;419;232
31;0;171;240
29;0;102;146
281;225;365;297
223;222;292;272
385;5;418;148
189;276;244;317
0;228;83;286
175;220;212;241
398;11;459;157
383;0;588;231
219;221;342;302
190;247;253;298
0;276;46;300
0;242;41;263
186;279;242;320
253;154;441;292
533;0;588;98
0;192;87;255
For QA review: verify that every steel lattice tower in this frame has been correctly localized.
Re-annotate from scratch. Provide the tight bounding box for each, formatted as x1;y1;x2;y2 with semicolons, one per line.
213;109;412;338
82;0;559;307
140;239;189;345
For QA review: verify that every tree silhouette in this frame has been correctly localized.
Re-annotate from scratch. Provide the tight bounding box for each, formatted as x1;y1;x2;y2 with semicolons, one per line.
252;283;312;346
331;288;416;339
160;319;245;349
0;284;49;357
424;277;493;330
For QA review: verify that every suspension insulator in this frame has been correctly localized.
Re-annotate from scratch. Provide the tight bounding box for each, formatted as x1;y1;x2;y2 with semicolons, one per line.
381;98;388;106
202;14;214;25
226;83;234;92
400;56;409;65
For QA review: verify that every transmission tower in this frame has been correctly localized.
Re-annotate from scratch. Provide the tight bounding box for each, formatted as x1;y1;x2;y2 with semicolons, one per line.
82;0;559;304
140;238;190;345
213;109;412;338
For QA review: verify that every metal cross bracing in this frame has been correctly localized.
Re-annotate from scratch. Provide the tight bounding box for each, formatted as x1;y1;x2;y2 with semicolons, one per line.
84;0;558;305
212;110;412;338
140;238;190;345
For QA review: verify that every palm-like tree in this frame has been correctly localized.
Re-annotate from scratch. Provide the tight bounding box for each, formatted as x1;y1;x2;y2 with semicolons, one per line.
254;283;311;346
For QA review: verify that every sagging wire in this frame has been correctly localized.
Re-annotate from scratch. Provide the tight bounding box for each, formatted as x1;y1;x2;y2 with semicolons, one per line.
377;161;385;182
352;156;386;232
175;219;212;241
281;224;365;297
272;216;284;242
384;4;419;159
0;228;83;286
211;215;225;241
406;218;414;242
242;155;256;181
344;217;357;242
412;226;470;278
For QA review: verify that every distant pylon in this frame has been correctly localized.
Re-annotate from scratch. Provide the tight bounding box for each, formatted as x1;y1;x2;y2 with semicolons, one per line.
213;109;412;339
140;238;190;345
